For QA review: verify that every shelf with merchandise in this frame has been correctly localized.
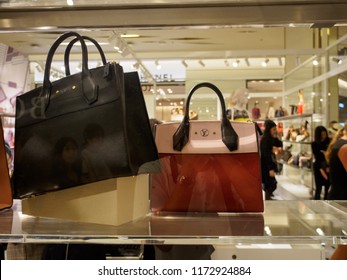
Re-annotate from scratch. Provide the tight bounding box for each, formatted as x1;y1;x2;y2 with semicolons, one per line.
0;113;15;128
273;113;317;196
282;139;312;145
0;114;15;151
278;160;312;172
273;113;315;122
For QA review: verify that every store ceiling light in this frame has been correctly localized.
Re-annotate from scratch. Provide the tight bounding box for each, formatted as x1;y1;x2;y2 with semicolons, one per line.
261;58;269;67
182;60;188;68
198;60;205;67
312;59;319;66
108;32;130;56
278;57;283;66
35;63;43;73
315;228;325;236
332;57;342;64
119;44;130;57
132;62;140;69
109;30;155;83
232;60;239;68
155;60;162;70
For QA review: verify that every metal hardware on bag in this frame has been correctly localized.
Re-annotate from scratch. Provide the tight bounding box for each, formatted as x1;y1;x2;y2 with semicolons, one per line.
200;129;209;137
55;86;77;95
194;130;216;137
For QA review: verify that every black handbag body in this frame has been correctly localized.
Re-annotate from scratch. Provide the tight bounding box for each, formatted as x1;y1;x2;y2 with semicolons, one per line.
13;32;158;199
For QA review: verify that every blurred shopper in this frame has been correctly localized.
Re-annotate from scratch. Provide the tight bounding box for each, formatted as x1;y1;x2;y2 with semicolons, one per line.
251;101;261;120
311;126;330;200
325;121;347;200
328;120;339;139
260;120;283;200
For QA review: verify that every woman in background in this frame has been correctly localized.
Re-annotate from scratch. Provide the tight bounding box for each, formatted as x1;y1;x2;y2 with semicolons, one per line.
325;121;347;200
311;126;330;200
260;120;283;200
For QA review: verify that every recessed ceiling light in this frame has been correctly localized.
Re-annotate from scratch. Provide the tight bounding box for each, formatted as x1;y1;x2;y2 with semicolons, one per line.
121;34;140;38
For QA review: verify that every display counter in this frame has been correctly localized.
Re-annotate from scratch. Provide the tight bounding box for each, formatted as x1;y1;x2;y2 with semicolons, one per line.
0;200;346;247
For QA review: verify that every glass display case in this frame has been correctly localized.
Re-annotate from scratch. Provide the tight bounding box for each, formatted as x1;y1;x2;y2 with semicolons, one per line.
1;200;347;247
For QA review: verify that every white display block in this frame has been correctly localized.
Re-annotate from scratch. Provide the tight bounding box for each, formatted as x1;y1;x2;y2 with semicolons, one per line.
21;174;149;226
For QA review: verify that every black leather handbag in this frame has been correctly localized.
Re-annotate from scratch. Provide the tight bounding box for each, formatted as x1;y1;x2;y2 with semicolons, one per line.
13;32;158;199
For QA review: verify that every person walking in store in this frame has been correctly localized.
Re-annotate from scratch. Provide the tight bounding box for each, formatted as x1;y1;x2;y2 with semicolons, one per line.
251;101;261;120
311;126;331;200
325;121;347;200
260;119;283;200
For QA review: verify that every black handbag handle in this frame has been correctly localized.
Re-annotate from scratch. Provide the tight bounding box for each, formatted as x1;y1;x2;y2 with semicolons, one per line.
64;36;107;76
173;82;239;151
42;32;98;111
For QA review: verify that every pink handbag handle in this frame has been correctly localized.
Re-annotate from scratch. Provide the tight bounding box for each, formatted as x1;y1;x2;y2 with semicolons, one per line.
173;82;239;151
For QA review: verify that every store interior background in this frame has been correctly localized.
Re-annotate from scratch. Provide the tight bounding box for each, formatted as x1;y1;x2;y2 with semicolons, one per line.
2;0;347;200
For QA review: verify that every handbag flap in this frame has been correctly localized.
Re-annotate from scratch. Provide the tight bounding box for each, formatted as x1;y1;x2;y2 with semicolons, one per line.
156;121;258;154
